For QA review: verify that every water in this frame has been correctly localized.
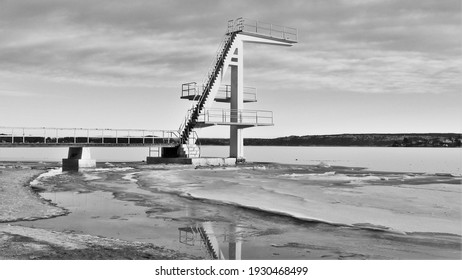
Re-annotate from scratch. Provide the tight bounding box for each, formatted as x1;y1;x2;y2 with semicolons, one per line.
1;146;461;174
7;146;462;259
202;146;462;175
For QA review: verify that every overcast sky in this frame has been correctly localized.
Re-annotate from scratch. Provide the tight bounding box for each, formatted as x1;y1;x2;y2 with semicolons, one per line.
0;0;460;138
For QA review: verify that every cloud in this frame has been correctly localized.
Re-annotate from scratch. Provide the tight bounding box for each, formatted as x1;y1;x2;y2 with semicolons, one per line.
244;46;461;96
0;0;460;95
0;89;37;97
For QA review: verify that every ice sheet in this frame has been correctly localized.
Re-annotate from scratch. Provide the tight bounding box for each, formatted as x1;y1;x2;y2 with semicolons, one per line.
138;164;462;235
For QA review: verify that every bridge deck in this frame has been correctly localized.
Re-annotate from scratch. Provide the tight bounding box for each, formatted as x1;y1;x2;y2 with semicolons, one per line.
0;143;178;148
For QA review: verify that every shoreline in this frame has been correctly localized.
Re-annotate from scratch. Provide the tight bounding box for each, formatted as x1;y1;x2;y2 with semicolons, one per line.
1;161;461;260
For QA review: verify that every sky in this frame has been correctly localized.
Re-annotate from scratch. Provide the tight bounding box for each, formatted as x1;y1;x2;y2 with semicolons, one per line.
0;0;460;138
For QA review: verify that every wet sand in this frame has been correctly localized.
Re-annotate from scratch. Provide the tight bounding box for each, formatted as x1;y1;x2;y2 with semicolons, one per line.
0;162;199;260
1;161;461;259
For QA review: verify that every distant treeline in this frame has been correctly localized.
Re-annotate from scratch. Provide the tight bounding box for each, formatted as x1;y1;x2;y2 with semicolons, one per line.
199;133;462;147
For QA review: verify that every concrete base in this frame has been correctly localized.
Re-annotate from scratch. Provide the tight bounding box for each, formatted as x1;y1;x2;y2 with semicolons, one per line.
62;147;96;171
147;157;236;166
62;159;97;171
146;157;193;165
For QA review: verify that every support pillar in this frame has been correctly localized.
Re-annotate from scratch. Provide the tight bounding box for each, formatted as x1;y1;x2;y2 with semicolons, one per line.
62;147;96;171
230;39;245;160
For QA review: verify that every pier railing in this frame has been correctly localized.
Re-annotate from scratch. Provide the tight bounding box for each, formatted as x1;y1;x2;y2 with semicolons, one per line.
0;126;180;147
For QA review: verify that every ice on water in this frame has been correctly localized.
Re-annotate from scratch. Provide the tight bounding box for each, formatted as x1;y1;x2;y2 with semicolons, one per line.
139;163;461;235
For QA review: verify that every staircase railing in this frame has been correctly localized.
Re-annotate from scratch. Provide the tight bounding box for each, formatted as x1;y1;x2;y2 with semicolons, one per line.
194;33;235;111
179;29;238;143
201;33;232;87
190;130;201;156
178;107;193;135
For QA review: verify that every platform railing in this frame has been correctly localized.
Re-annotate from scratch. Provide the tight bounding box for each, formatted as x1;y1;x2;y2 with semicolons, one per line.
182;83;257;102
181;82;200;99
0;126;180;146
217;85;257;102
196;108;273;126
227;17;298;42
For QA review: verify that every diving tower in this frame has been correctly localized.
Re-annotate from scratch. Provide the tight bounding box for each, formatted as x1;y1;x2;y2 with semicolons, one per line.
177;17;297;161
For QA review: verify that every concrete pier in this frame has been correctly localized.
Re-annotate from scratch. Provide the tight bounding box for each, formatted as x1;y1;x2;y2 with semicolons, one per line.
62;147;96;171
146;156;236;166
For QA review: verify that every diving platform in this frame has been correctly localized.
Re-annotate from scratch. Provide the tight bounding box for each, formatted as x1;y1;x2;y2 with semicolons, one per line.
229;17;298;44
177;17;297;161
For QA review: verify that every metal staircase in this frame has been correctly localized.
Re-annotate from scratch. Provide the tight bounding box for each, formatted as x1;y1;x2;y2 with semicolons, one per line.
178;30;239;145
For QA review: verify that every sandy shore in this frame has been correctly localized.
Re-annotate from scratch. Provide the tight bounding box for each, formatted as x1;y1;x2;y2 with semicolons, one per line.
0;164;67;222
0;224;199;260
0;163;199;260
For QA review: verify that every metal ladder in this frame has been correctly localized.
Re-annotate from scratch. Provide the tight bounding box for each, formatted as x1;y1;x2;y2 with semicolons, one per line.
178;30;239;144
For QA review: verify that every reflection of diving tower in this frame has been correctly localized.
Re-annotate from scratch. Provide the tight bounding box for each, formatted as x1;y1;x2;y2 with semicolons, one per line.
179;18;298;161
178;222;242;260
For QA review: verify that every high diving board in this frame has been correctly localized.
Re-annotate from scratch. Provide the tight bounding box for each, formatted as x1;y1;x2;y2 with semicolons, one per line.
228;17;298;45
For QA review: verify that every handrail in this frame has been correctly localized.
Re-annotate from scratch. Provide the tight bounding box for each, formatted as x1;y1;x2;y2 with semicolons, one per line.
179;26;237;143
200;33;233;87
181;82;199;99
227;17;298;42
217;85;257;101
182;83;257;102
181;130;201;158
0;126;179;133
195;108;273;126
178;105;193;133
0;126;179;146
190;130;201;156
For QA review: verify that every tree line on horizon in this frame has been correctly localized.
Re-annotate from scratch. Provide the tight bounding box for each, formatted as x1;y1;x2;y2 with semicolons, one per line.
198;133;462;147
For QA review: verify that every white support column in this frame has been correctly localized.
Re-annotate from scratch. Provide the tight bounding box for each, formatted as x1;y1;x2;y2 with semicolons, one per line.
230;38;244;160
62;147;96;171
